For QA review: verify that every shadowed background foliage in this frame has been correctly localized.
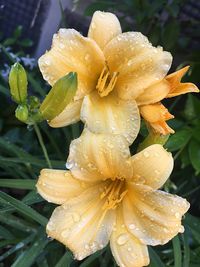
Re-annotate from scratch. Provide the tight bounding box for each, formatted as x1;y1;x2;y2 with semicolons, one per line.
0;0;200;266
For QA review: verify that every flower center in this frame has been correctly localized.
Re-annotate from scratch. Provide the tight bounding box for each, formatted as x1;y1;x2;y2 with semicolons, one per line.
96;65;118;97
100;179;127;211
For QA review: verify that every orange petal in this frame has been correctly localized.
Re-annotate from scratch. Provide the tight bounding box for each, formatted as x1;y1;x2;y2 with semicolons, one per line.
140;103;174;135
166;66;199;98
136;79;170;106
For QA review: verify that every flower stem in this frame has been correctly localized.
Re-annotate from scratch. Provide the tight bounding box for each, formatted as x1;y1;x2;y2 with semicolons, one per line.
33;124;52;168
138;132;169;152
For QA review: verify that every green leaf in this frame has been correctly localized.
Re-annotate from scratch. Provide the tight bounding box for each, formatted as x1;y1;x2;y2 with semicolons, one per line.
184;95;200;122
0;191;47;226
165;129;192;152
9;62;28;104
0;179;35;189
0;233;35;261
14;25;23;38
11;235;49;267
172;236;182;267
185;214;200;244
189;140;200;174
55;251;73;267
148;247;165;267
40;72;77;120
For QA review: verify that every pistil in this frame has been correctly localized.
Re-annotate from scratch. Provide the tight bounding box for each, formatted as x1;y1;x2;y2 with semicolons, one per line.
96;66;118;97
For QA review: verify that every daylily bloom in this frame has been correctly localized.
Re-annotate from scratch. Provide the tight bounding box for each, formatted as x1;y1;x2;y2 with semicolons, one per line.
36;130;189;267
137;66;199;135
38;11;173;144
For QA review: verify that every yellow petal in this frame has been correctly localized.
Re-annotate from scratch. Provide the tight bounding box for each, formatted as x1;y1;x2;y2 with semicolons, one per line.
110;207;149;267
129;144;173;189
36;169;89;204
123;183;190;246
38;29;105;99
88;11;122;50
103;32;172;100
48;99;82;128
81;91;140;144
166;66;199;97
140;103;175;135
46;183;116;260
67;129;132;182
136;79;170;105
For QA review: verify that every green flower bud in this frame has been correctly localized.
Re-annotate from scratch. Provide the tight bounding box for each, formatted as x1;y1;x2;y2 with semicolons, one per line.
9;62;28;104
15;104;29;123
40;72;77;120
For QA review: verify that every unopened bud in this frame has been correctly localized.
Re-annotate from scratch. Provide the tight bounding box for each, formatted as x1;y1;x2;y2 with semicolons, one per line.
9;63;28;104
15;104;29;123
40;72;77;120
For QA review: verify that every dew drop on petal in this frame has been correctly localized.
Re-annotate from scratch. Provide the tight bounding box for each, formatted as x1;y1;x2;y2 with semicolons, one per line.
61;229;69;238
129;224;136;230
72;212;81;222
117;234;129;246
66;160;74;169
143;151;149;158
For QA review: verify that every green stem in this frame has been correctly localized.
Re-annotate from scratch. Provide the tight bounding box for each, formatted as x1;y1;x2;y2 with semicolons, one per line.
138;132;170;152
33;124;52;168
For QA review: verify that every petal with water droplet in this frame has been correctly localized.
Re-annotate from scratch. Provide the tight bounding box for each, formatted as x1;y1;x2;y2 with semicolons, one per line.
128;144;173;189
67;129;132;182
122;183;190;246
110;207;149;267
104;32;172;100
81;91;140;145
39;29;105;99
36;169;91;204
48;99;82;128
47;183;116;260
88;11;122;50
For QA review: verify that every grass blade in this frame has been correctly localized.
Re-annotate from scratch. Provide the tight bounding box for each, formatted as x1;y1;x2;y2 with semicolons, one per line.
172;236;182;267
0;179;35;189
0;191;47;226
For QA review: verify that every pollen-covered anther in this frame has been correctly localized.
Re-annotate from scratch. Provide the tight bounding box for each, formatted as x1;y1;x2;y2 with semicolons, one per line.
100;179;127;210
96;66;118;97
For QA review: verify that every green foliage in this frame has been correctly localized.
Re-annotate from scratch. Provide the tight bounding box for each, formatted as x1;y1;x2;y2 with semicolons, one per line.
0;1;200;266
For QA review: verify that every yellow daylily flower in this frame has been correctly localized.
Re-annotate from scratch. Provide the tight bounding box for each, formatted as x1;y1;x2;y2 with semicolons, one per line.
36;130;189;267
39;11;172;144
137;66;199;135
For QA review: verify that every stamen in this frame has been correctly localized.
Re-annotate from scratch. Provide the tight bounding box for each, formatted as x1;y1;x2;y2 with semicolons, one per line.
96;66;118;97
100;179;127;211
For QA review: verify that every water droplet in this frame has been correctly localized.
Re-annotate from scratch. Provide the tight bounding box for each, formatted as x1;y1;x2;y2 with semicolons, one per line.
175;212;180;219
129;224;136;230
117;234;129;245
127;60;132;66
127;247;132;252
59;43;65;49
72;212;80;222
84;244;90;250
91;23;96;29
154;169;160;175
143;151;149;158
61;229;69;238
179;225;184;233
84;53;90;61
27;124;33;131
66;160;74;169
